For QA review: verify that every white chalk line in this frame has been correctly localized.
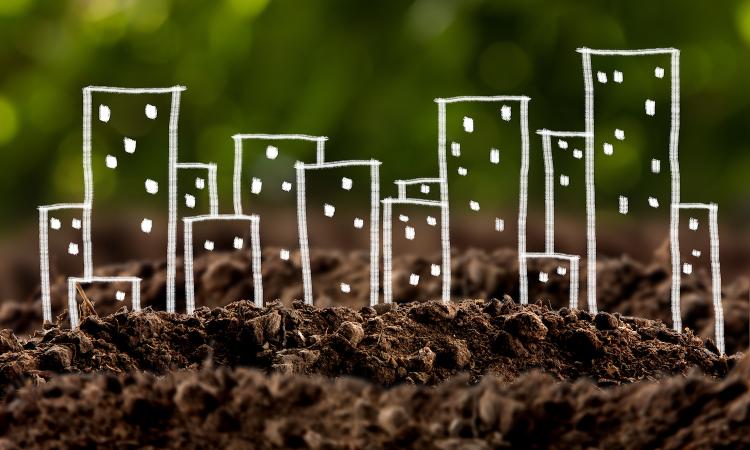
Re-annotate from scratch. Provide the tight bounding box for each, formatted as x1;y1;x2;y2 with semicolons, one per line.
436;96;531;104
394;177;443;185
295;164;313;304
536;129;592;138
382;199;393;304
518;99;531;305
581;50;598;314
667;51;683;333
370;164;380;307
382;198;445;207
437;100;451;303
397;183;406;200
166;88;181;313
541;133;554;254
232;133;328;143
296;160;381;170
576;47;678;56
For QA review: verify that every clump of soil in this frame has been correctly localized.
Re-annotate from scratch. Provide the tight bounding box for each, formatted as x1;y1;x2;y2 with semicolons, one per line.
0;298;733;398
2;357;750;449
5;247;748;354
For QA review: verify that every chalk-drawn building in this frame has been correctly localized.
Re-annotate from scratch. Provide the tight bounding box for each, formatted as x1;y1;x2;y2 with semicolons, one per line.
394;178;441;202
436;96;530;302
671;203;724;353
579;48;680;313
537;129;591;310
295;160;380;307
183;214;262;314
233;134;325;303
382;198;444;303
82;86;185;313
38;203;89;323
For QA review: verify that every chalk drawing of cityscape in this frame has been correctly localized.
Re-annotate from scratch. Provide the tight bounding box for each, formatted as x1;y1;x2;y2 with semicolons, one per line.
37;47;726;354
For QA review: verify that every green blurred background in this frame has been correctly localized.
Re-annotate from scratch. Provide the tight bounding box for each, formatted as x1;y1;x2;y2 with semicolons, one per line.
1;0;750;231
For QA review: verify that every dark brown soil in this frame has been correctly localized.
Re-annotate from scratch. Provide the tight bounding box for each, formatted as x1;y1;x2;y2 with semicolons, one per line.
0;298;733;399
0;246;746;449
5;247;747;354
1;358;750;449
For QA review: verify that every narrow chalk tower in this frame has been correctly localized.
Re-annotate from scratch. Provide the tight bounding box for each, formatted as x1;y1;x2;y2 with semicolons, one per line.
296;160;380;307
578;48;680;314
82;86;185;313
537;129;592;311
38;203;90;323
436;96;530;302
671;203;725;353
173;162;218;311
176;163;218;218
233;134;326;303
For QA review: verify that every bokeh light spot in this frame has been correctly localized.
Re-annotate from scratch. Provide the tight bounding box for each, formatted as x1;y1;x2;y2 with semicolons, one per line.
0;97;19;145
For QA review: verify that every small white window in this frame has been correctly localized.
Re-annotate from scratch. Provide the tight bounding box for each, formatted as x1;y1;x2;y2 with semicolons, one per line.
500;105;512;121
145;104;157;119
250;178;262;195
490;148;500;164
145;179;159;195
141;218;153;233
98;105;111;122
619;196;628;215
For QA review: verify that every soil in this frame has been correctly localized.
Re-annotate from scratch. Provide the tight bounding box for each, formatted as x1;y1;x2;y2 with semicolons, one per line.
0;247;746;448
0;298;733;397
4;246;748;354
1;357;750;449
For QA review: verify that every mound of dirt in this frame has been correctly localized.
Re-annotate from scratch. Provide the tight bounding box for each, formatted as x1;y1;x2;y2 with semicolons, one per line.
5;247;747;355
0;299;733;398
1;357;749;449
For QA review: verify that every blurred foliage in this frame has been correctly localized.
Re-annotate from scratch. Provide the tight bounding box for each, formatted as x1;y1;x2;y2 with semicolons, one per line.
1;0;750;232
